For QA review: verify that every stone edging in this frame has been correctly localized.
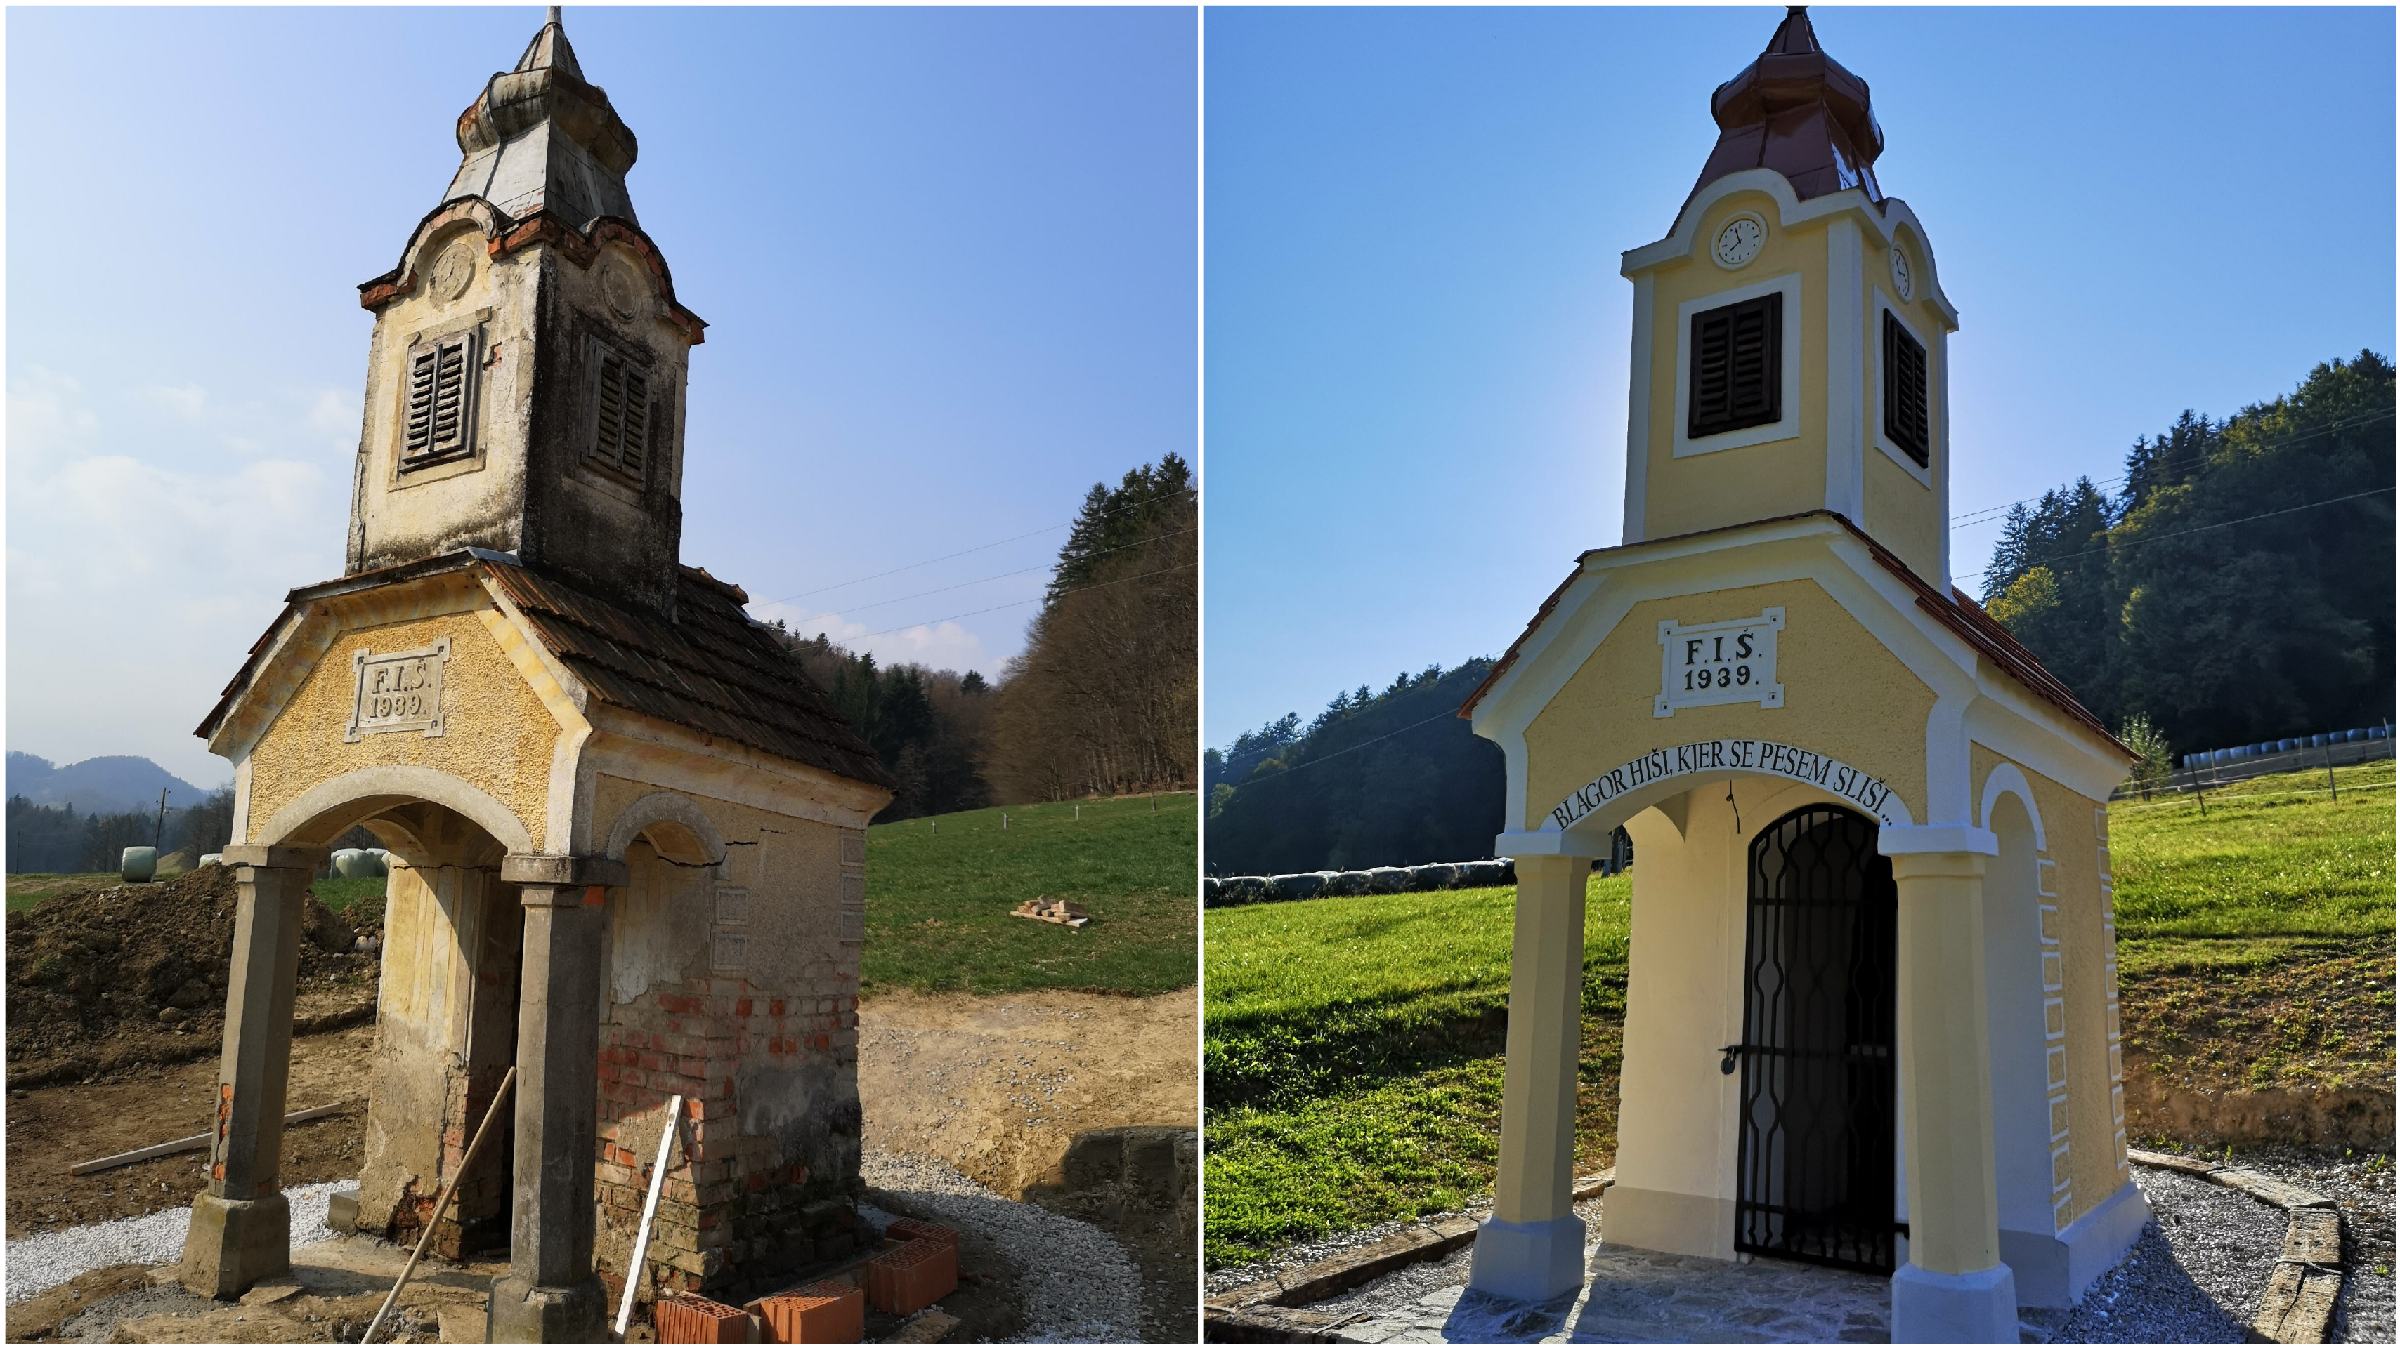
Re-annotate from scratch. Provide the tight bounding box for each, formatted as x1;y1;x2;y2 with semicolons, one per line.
2127;1147;2346;1345
1208;1159;2349;1345
1202;1171;1614;1341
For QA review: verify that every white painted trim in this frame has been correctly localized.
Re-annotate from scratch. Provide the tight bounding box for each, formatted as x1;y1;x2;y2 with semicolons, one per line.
228;758;254;846
1671;271;1804;458
1622;273;1656;543
1871;291;1937;489
1976;761;2049;851
1622;169;1959;330
1494;829;1615;860
1825;218;1866;521
1923;689;1976;828
1877;823;1998;856
582;708;890;828
1540;737;1919;843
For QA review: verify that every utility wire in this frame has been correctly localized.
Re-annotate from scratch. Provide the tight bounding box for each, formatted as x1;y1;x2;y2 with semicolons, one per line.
848;559;1196;640
1222;708;1462;790
1951;485;2394;584
753;485;1195;608
774;525;1199;629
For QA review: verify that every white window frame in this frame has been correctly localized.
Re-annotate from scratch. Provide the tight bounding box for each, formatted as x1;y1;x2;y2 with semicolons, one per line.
1872;292;1935;488
1673;270;1804;458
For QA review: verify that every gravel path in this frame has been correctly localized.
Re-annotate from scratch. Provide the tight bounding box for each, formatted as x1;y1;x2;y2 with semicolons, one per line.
2;1182;345;1305
863;1148;1141;1342
1216;1152;2397;1345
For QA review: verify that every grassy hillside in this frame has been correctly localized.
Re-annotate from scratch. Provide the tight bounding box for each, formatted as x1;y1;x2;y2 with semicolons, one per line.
1201;761;2395;1269
863;791;1197;997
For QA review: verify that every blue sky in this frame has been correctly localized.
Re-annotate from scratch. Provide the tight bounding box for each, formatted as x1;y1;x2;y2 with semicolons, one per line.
7;5;1196;786
1204;4;2396;749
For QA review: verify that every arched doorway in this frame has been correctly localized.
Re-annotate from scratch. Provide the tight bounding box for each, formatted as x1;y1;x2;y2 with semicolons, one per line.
1731;804;1898;1273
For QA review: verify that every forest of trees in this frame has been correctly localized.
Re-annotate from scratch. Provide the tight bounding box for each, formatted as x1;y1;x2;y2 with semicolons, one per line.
1204;661;1503;875
1207;353;2394;874
1980;351;2394;753
765;452;1197;820
6;786;236;874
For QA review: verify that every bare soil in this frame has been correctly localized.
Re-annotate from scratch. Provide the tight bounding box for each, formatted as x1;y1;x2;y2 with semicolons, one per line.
6;866;376;1089
857;986;1197;1197
5;1025;378;1240
858;987;1199;1340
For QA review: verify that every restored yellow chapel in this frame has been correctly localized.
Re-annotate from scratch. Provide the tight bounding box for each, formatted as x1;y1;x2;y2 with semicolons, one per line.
1459;9;2145;1341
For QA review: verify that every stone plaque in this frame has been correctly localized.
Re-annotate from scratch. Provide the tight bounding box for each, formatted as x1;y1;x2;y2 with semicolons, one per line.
1656;608;1784;716
346;638;451;741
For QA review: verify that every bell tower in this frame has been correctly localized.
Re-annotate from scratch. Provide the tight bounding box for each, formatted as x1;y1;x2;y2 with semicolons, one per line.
1618;6;1956;587
346;7;706;616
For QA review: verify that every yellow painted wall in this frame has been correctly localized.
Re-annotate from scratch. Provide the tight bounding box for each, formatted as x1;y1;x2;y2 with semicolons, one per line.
246;607;560;848
1859;221;1947;583
1522;577;1933;831
1973;743;2125;1226
1640;190;1829;541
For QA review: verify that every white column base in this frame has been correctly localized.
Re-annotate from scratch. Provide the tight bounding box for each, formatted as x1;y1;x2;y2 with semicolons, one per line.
1468;1213;1587;1304
1891;1260;2018;1344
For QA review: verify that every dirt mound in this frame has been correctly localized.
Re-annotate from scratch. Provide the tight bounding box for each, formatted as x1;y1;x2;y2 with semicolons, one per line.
5;865;377;1084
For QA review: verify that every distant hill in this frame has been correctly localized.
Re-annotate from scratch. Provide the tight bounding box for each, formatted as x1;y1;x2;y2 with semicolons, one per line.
4;752;216;816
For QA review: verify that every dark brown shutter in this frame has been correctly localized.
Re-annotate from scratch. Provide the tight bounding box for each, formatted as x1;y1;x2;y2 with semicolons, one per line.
590;346;652;482
1688;292;1782;439
1882;311;1929;466
400;330;477;470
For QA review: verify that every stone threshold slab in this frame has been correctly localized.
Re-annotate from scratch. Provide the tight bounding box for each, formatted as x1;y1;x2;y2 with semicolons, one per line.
2126;1146;2345;1345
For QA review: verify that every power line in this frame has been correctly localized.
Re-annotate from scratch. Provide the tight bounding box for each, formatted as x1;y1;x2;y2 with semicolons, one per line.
1223;708;1461;790
846;559;1196;640
1946;407;2393;533
753;484;1195;608
1953;485;2395;584
774;524;1199;629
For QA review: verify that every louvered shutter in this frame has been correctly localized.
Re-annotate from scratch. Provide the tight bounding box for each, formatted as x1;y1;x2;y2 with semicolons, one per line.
590;347;653;482
1688;293;1782;439
400;330;478;470
1882;312;1929;466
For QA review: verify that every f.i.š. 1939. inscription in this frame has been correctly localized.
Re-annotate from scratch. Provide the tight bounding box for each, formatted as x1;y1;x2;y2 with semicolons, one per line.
1656;608;1785;717
347;638;451;741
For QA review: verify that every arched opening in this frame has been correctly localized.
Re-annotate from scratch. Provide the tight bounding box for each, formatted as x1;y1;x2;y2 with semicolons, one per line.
258;784;524;1258
1984;788;2062;1280
1731;803;1898;1273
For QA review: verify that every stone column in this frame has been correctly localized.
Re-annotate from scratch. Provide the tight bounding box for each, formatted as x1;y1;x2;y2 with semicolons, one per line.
487;854;625;1344
1469;853;1589;1302
1881;826;2018;1343
180;844;325;1298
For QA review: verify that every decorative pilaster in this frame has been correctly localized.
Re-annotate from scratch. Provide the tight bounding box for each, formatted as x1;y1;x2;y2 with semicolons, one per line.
1881;826;2018;1343
1470;853;1590;1302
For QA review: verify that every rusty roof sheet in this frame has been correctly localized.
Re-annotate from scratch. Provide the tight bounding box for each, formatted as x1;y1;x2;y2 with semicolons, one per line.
199;551;893;790
1458;512;2131;760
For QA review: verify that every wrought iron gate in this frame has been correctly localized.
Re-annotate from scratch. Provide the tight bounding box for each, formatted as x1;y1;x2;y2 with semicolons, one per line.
1730;804;1900;1272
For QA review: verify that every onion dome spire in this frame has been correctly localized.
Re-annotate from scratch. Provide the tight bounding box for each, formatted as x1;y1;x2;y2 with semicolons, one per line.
1688;7;1884;211
444;6;639;226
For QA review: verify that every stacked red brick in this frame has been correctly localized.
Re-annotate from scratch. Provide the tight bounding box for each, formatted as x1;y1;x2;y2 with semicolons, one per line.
867;1219;959;1317
593;976;866;1307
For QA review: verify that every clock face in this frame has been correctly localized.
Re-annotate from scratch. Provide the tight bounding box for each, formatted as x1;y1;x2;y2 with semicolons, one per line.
1889;245;1914;300
1714;215;1766;268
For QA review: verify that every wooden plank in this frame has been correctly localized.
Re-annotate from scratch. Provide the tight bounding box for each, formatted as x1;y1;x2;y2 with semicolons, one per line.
2216;1168;2335;1211
612;1094;688;1338
2282;1207;2343;1266
2251;1260;2341;1344
70;1102;354;1176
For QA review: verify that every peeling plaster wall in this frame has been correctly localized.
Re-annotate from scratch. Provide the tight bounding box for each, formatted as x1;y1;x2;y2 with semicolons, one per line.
586;773;864;1305
244;608;560;849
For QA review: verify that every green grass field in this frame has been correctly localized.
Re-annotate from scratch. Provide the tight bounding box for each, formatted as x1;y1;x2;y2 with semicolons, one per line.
1201;760;2397;1270
862;792;1197;997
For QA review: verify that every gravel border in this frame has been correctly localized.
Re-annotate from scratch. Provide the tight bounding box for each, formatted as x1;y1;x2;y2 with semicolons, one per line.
863;1149;1140;1342
2;1181;345;1305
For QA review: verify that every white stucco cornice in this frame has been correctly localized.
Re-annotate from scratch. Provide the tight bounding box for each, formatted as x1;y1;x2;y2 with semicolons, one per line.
1620;169;1959;330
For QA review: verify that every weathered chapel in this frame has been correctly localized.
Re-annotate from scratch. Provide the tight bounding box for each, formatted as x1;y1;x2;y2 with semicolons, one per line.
179;11;894;1341
1460;10;2144;1341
